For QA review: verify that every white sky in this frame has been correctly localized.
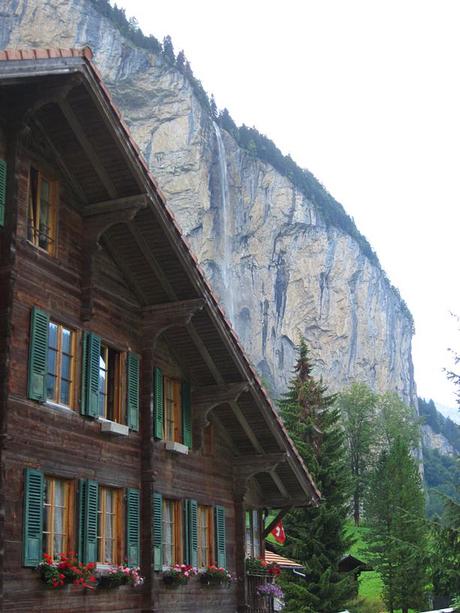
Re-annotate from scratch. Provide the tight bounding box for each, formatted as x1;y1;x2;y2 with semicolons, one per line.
116;0;460;411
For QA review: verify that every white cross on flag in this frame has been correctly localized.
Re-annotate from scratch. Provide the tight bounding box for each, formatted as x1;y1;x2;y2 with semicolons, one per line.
270;520;286;544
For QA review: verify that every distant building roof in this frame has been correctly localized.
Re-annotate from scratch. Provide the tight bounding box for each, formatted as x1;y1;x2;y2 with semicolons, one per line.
265;550;304;570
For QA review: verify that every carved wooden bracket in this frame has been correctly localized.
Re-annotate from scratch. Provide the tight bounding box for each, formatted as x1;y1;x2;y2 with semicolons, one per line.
233;452;287;500
191;382;250;450
142;298;205;348
80;194;148;321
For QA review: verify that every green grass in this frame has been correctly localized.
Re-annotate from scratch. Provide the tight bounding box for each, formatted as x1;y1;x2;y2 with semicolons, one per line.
345;522;417;613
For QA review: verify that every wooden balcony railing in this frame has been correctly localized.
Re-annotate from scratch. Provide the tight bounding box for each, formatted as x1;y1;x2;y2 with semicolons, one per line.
247;573;275;613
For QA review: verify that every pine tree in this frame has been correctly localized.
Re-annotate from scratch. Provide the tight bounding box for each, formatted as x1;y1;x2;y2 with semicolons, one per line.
278;340;354;612
162;35;175;64
365;437;428;613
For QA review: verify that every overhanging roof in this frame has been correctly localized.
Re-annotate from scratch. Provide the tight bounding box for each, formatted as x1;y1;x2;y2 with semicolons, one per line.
0;47;320;508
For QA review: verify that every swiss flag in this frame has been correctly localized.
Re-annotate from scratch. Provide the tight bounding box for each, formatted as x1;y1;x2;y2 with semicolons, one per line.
270;520;286;544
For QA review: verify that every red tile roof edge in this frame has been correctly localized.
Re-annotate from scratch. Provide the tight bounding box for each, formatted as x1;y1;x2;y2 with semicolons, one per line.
0;47;93;62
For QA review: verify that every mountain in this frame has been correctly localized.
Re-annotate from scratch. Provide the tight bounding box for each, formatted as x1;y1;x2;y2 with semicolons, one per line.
0;0;417;404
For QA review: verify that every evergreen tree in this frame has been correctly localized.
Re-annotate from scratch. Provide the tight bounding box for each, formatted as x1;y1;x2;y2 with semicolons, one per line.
210;95;218;120
175;49;186;73
336;382;378;525
278;340;354;612
162;35;175;64
365;437;428;613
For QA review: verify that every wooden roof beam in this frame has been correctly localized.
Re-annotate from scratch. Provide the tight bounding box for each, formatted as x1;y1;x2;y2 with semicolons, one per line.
233;452;286;474
59;98;117;199
128;221;176;301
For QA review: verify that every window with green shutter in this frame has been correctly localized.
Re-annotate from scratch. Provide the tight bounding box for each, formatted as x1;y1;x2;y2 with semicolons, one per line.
78;479;98;564
0;159;6;227
81;332;101;418
127;353;140;431
185;499;198;567
23;468;44;567
153;491;163;570
214;505;226;568
153;367;163;439
28;307;50;402
126;488;140;567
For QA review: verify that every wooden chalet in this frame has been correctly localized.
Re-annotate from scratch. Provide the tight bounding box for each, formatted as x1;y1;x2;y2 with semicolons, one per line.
0;48;320;613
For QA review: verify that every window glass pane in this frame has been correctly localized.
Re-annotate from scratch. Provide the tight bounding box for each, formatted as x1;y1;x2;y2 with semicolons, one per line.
61;353;71;380
61;328;72;354
48;322;58;349
99;347;108;417
163;500;174;566
39;179;50;250
60;380;70;406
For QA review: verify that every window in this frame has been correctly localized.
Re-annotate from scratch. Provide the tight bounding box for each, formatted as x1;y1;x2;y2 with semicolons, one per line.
197;505;214;567
97;486;122;564
43;477;74;557
98;345;124;422
162;499;183;567
28;166;57;254
46;322;75;407
245;510;261;558
163;377;182;442
153;367;192;447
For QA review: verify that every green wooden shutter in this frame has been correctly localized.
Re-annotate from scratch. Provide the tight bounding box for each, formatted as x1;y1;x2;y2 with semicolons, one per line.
23;468;44;567
153;491;163;571
182;381;192;448
126;488;140;566
185;499;198;567
81;332;100;417
79;479;98;563
153;367;163;440
28;307;49;402
127;353;140;431
215;505;226;568
0;159;6;226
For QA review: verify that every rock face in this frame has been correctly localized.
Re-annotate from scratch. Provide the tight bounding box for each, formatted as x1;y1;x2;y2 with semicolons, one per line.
421;425;456;457
1;0;417;403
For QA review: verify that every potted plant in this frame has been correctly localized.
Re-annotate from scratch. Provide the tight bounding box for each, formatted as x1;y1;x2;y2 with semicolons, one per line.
36;553;97;589
199;565;234;587
245;557;281;576
97;564;144;589
162;564;197;587
256;582;284;600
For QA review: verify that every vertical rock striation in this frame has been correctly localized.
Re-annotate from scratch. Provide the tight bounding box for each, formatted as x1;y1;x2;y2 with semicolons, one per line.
0;0;417;403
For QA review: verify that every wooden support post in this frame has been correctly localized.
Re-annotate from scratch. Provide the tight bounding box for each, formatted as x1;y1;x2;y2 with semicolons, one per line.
139;343;157;612
234;489;250;613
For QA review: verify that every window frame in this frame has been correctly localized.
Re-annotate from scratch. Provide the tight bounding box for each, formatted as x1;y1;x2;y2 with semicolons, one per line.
98;344;125;424
46;321;77;409
97;486;123;565
27;165;58;255
197;504;214;568
162;498;183;567
42;476;75;558
163;376;182;443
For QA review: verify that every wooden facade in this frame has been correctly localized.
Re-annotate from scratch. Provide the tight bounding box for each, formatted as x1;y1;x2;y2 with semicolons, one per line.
0;48;319;613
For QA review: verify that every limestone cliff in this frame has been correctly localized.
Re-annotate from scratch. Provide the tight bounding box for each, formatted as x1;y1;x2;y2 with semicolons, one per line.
0;0;417;403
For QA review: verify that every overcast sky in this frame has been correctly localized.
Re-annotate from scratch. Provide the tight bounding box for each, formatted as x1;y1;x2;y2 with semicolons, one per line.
116;0;460;413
